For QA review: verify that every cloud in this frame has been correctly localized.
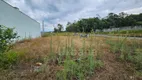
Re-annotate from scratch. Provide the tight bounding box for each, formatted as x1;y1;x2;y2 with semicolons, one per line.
4;0;142;31
124;7;142;14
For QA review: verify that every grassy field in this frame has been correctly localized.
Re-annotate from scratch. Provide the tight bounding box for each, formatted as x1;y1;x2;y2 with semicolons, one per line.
96;30;142;37
0;33;142;80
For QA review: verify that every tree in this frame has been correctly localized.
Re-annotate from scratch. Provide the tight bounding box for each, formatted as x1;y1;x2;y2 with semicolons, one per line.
119;12;128;18
54;27;58;32
54;24;63;32
58;24;63;32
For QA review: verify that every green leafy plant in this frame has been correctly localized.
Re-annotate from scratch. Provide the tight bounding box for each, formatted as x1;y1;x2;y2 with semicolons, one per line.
0;25;18;53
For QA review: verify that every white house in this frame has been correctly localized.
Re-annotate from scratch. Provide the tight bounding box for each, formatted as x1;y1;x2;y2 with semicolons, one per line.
0;0;41;39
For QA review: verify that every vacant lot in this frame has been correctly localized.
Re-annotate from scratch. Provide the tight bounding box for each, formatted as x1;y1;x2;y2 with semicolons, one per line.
0;33;142;80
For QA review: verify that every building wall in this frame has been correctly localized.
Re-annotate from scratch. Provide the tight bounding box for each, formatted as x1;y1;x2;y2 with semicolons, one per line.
0;0;41;39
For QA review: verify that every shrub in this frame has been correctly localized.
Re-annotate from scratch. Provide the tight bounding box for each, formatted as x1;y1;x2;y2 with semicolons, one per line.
0;25;18;53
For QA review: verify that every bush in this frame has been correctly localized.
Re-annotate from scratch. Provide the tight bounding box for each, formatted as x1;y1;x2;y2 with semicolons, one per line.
0;25;18;53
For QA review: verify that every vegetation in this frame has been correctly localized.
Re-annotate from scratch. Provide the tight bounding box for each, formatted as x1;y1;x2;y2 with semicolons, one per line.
0;50;24;69
42;32;73;37
0;32;141;80
48;41;103;80
0;25;18;53
54;24;64;32
66;12;142;32
0;25;19;69
0;33;105;80
106;38;142;76
42;33;104;80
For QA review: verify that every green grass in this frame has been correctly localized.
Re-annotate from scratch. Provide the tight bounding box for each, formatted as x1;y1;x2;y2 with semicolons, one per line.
0;50;24;69
42;32;73;37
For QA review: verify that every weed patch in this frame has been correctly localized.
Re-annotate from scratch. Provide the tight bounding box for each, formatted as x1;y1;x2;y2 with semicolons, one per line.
106;38;142;76
0;49;26;69
0;51;18;69
41;35;104;80
47;48;103;80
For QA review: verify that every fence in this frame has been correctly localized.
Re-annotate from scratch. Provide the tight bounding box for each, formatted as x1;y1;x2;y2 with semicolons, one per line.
102;26;142;32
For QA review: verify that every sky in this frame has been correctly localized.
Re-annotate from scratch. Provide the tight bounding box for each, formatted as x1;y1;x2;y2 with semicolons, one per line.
4;0;142;31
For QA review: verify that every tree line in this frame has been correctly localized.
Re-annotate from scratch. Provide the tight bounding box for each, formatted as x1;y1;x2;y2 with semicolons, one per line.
65;12;142;32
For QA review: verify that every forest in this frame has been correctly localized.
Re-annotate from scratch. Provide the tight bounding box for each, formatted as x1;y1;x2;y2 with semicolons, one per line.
65;12;142;32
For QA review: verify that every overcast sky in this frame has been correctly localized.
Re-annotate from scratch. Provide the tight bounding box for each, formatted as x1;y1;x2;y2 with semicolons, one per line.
4;0;142;31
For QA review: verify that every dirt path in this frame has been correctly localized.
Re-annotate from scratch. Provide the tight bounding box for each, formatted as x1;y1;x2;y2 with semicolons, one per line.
91;49;138;80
